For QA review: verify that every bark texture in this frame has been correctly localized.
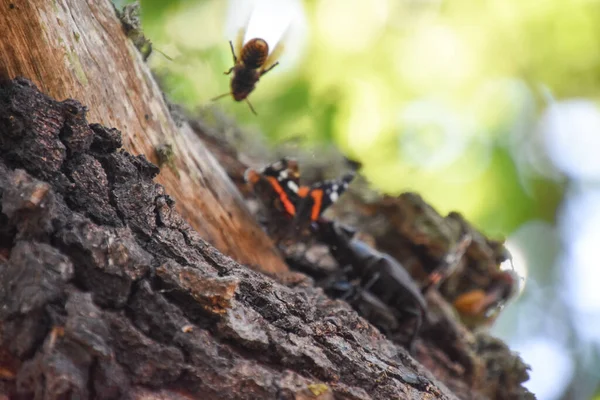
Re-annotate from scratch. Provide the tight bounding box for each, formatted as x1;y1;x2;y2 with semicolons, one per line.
195;122;536;400
0;78;465;399
0;0;288;273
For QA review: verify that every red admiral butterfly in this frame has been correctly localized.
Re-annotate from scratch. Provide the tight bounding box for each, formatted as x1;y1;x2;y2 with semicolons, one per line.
245;158;355;236
294;173;355;223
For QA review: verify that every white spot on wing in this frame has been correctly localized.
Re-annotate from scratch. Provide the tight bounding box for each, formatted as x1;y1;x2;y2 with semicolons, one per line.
288;181;299;192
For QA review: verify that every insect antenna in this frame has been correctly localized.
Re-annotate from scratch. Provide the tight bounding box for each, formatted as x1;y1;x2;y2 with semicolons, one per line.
210;92;232;102
153;47;174;61
245;99;258;115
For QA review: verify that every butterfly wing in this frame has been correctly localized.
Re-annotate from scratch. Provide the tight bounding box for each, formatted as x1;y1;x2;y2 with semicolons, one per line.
247;160;355;242
246;158;302;218
261;158;300;188
295;172;355;224
317;172;355;218
260;158;302;213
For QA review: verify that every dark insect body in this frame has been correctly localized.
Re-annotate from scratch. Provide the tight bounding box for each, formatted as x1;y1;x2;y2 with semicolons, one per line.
238;38;269;69
316;220;427;354
212;26;287;115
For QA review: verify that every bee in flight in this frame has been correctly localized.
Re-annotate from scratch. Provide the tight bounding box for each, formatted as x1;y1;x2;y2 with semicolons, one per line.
211;23;287;115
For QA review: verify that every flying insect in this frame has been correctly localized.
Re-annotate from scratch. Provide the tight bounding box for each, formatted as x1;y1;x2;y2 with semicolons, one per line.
212;23;287;115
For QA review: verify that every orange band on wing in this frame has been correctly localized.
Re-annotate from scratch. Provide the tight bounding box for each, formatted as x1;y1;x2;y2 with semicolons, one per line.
310;189;324;221
266;176;296;216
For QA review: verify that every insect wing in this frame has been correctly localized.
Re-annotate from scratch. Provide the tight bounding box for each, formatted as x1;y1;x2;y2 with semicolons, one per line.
293;186;316;226
261;158;300;186
321;172;354;212
235;26;245;58
311;172;355;219
245;167;294;217
260;158;301;204
295;172;355;223
234;10;252;58
246;159;303;218
260;24;291;73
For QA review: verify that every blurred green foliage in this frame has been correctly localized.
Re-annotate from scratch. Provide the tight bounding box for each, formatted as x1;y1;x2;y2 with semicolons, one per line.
118;0;600;239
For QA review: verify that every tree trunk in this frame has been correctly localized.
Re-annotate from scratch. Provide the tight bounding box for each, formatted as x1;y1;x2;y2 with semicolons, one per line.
0;0;287;274
0;77;463;399
0;1;535;400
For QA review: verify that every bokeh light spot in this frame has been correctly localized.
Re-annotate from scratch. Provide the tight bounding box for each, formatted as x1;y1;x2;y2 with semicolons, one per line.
513;337;574;400
541;100;600;181
316;0;389;53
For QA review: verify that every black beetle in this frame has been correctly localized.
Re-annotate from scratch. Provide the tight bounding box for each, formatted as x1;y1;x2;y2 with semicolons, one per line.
315;220;427;353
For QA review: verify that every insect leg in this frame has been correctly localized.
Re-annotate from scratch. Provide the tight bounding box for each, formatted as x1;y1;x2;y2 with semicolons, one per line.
405;307;423;355
211;92;232;101
361;271;381;292
344;271;380;301
245;99;258;115
260;61;280;77
224;41;236;75
338;278;362;301
228;40;237;63
328;280;355;300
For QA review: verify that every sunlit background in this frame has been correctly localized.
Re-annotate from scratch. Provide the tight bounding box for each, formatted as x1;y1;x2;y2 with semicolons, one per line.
115;0;600;398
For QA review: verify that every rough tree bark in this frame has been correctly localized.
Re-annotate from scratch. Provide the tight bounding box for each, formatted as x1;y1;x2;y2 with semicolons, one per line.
0;0;287;274
196;120;536;400
0;77;462;399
